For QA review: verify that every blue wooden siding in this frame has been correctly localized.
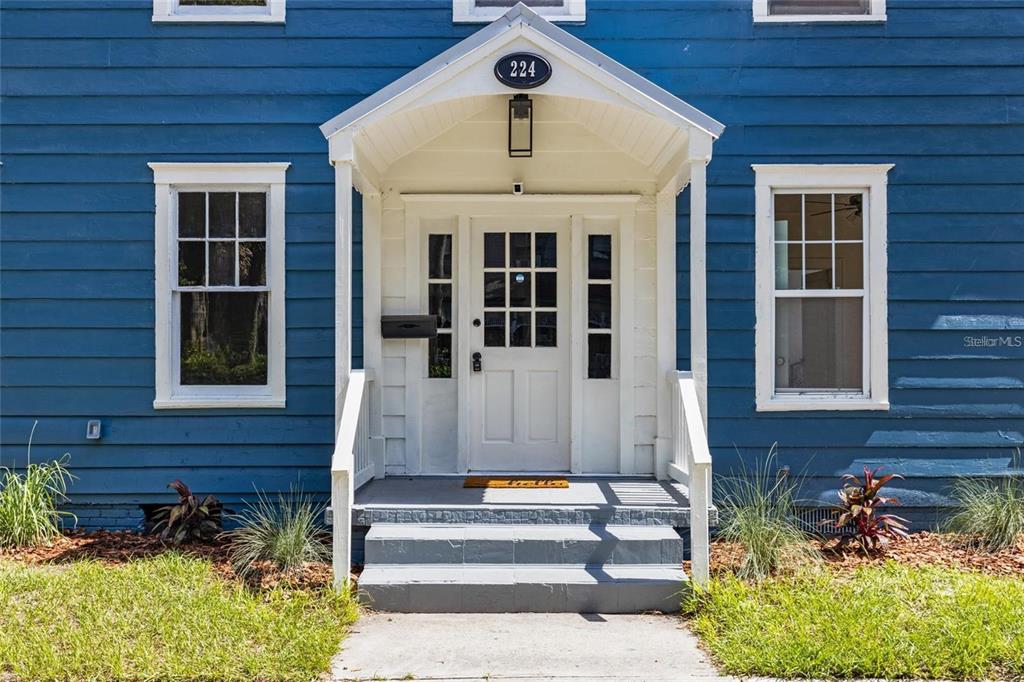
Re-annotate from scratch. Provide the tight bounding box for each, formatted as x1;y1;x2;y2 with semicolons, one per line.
1;0;1022;523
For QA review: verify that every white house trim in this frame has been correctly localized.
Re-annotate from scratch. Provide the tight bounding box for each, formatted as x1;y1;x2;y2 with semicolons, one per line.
753;164;892;412
752;0;885;23
454;0;585;24
149;162;289;409
152;0;285;24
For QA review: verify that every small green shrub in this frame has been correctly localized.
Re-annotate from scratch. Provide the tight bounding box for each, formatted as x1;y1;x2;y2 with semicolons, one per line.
152;480;224;544
716;445;818;580
224;490;330;577
0;422;75;548
945;474;1024;552
832;466;909;553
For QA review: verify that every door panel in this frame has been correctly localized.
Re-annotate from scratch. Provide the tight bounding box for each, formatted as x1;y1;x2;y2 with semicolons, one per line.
469;217;570;471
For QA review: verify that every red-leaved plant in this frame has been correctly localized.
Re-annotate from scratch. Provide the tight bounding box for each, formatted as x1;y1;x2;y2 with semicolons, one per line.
151;479;223;544
832;466;910;553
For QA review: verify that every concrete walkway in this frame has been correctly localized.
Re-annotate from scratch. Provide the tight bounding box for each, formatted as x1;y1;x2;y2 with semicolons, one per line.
331;612;733;681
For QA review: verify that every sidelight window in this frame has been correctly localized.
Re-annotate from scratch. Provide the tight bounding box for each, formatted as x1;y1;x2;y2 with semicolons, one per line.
428;234;454;378
587;234;613;379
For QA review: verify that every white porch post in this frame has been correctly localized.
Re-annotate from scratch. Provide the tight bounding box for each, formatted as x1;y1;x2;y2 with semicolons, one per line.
689;137;712;428
331;157;353;588
654;190;677;480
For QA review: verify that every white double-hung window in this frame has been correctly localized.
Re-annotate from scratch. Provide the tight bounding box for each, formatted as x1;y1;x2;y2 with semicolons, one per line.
753;165;891;411
150;163;288;408
153;0;285;23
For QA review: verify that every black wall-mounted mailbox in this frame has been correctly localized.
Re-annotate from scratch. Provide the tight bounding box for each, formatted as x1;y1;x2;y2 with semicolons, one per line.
381;315;437;339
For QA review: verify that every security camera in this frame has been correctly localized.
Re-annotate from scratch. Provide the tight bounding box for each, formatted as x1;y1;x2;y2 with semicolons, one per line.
512;181;524;195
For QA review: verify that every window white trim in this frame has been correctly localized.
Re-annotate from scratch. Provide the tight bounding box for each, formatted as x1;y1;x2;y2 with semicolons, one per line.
753;0;885;23
453;0;585;24
153;0;285;24
149;162;289;409
753;164;892;412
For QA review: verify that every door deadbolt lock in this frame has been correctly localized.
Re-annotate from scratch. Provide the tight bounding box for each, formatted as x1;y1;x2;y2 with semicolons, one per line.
471;352;483;373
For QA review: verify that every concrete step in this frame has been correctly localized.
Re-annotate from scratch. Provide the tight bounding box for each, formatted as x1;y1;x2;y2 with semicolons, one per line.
365;524;684;566
358;564;686;613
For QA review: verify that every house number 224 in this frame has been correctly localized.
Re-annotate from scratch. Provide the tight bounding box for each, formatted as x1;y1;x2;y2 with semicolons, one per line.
494;52;552;89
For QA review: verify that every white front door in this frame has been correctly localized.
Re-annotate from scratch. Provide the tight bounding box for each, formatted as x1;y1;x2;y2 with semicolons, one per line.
468;217;571;471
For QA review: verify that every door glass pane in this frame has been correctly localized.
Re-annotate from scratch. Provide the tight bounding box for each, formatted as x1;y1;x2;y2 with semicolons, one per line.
510;233;531;267
535;272;556;308
428;334;452;378
484;312;505;347
775;297;863;391
178;192;206;238
509;311;531;347
509;271;531;307
804;243;832;289
429;234;453;279
484;233;505;268
209;241;235;286
179;292;268;385
588;235;612;280
773;194;802;241
429;283;453;329
535;233;557;267
484;272;505;307
804;194;832;241
835;194;863;240
178;241;205;286
835;243;863;289
209;192;236;238
588;334;611;379
588;284;612;329
238;241;266;286
535;311;556;347
238;193;266;238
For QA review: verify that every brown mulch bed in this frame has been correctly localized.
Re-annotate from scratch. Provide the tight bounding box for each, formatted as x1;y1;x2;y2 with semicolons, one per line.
0;530;336;591
706;532;1024;578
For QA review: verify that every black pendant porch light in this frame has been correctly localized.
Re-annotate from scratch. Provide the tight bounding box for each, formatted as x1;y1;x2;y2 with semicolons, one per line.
508;94;533;158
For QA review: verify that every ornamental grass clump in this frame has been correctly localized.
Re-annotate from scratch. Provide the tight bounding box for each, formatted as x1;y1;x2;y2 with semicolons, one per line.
716;445;818;580
945;470;1024;552
0;422;75;548
225;489;330;578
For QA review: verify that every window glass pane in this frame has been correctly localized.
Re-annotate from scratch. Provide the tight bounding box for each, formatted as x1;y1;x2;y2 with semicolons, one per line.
535;272;556;308
776;243;802;290
180;292;268;385
484;311;505;347
428;334;452;378
181;0;267;5
535;233;557;268
804;194;832;241
178;242;205;287
588;284;612;329
768;0;869;15
835;194;863;240
535;311;557;347
178;192;206;238
804;243;833;289
835;243;864;289
775;298;863;391
509;271;531;307
484;272;505;308
238;241;266;286
209;192;236;238
510;233;531;268
209;241;235;286
428;234;453;279
429;283;453;329
773;194;802;241
588;334;612;379
510;311;531;347
238;193;266;238
484;233;505;268
588;235;612;280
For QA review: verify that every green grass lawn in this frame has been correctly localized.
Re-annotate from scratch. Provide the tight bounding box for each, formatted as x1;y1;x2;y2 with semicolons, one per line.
0;554;357;682
686;562;1024;680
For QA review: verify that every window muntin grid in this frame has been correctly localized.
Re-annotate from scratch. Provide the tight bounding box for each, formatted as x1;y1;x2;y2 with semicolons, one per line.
482;231;557;348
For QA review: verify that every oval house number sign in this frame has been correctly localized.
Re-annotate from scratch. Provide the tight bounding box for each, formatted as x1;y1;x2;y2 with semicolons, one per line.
494;53;552;89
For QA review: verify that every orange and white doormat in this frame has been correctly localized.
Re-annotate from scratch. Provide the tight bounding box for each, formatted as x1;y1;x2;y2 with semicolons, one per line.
463;476;570;489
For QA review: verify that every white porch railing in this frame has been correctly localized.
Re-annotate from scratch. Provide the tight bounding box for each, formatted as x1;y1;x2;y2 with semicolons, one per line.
331;369;381;589
668;370;713;587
